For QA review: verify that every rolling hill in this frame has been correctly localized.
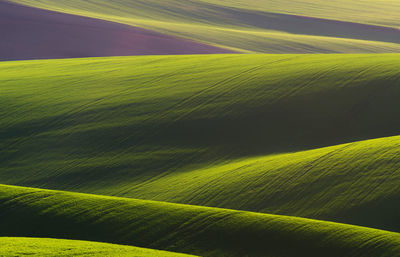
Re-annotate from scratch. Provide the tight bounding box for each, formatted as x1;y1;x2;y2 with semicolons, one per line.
0;1;234;61
2;1;400;256
1;184;400;257
1;54;400;232
0;237;196;257
200;0;400;28
8;0;400;53
107;134;400;233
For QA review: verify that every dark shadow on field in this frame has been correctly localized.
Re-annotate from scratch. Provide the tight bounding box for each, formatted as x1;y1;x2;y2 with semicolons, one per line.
184;3;400;45
0;1;235;61
0;187;398;257
1;74;399;190
330;193;400;233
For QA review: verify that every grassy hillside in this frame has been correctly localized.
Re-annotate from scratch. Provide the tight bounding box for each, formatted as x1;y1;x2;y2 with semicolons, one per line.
2;184;400;257
109;135;400;233
13;0;400;27
0;237;196;257
9;0;400;53
0;1;235;62
202;0;400;28
1;54;400;231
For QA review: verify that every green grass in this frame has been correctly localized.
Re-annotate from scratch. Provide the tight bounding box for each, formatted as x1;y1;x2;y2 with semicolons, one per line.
201;0;400;28
12;0;400;27
9;0;400;53
1;54;400;232
1;184;400;257
0;237;196;257
110;135;400;233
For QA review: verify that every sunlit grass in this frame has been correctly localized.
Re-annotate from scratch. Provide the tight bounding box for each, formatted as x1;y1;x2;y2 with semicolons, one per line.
1;184;400;257
0;237;196;257
1;54;400;233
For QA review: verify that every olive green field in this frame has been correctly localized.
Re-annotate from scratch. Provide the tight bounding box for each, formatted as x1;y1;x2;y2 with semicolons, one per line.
2;0;400;255
1;53;400;256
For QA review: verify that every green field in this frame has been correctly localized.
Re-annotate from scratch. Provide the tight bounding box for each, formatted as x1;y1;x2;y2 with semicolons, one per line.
10;0;400;53
3;1;400;256
0;237;196;257
108;135;400;233
2;184;400;257
12;0;400;27
201;0;400;27
1;54;400;234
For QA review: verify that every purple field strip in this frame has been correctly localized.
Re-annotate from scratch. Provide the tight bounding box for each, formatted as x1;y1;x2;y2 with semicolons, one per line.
0;1;236;61
209;4;400;44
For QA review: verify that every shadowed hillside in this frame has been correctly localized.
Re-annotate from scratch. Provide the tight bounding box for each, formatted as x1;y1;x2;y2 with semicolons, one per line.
9;0;400;53
107;135;400;233
2;1;400;256
201;0;400;28
1;54;400;232
1;184;400;257
0;1;234;61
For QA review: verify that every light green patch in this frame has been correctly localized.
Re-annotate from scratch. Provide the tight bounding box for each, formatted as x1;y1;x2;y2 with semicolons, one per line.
0;237;196;256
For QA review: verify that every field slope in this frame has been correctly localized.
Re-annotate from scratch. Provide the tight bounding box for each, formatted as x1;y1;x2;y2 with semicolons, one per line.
1;54;400;232
201;0;400;28
0;237;196;257
0;1;234;61
9;0;400;53
110;135;400;233
1;184;400;257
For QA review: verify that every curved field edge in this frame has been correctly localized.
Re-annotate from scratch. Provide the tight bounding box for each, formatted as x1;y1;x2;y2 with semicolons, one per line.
8;0;400;53
11;0;400;28
1;54;400;230
1;184;400;257
200;0;400;28
0;237;196;257
110;134;400;233
0;1;235;61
